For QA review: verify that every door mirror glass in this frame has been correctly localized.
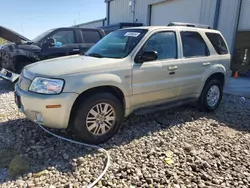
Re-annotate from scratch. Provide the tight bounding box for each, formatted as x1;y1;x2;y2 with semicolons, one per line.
135;51;158;63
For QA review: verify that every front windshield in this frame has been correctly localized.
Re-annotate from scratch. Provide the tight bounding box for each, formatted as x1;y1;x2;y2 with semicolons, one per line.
32;29;55;43
85;29;148;58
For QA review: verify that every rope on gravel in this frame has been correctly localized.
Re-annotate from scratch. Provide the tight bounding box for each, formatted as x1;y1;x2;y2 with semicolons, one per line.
37;123;110;188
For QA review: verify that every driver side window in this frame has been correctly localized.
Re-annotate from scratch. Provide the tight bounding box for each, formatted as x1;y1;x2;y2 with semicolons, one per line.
50;30;77;47
143;31;177;60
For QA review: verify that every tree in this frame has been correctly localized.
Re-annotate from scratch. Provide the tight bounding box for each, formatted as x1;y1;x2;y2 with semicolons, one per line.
0;38;7;45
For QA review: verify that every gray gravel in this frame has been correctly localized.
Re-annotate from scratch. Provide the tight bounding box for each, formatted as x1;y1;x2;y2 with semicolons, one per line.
0;77;250;188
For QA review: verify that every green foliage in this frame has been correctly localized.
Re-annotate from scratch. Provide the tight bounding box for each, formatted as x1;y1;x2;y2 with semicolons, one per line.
0;37;7;45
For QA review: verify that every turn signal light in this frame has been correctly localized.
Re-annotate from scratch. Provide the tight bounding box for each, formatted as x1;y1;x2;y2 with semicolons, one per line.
46;105;62;109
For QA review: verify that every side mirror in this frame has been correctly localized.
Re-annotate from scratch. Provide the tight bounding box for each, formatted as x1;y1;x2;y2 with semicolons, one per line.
135;51;158;64
46;38;55;47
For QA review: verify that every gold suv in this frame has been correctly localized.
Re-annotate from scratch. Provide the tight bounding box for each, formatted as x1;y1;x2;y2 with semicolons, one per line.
15;23;232;144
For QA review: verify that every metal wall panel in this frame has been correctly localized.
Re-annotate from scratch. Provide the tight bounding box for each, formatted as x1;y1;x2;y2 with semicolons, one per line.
150;0;202;26
238;0;250;31
109;0;134;24
109;0;216;27
134;0;165;25
109;0;166;24
217;0;240;52
200;0;217;26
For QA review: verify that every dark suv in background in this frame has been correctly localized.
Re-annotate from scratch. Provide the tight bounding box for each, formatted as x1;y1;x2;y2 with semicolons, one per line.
0;26;105;82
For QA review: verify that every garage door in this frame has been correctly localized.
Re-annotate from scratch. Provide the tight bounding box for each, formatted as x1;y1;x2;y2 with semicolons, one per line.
150;0;202;26
238;0;250;31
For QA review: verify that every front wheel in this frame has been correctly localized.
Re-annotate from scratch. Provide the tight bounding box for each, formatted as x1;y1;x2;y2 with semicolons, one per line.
72;93;124;144
199;79;223;112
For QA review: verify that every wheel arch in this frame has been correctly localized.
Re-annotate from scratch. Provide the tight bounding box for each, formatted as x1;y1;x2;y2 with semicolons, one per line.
200;72;225;97
68;85;126;129
205;72;225;86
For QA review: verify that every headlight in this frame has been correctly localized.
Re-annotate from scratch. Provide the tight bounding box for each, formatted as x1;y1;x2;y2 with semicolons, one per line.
29;77;64;94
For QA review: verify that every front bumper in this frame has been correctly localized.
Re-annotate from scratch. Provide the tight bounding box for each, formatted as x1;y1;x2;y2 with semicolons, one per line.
0;68;19;82
15;84;79;129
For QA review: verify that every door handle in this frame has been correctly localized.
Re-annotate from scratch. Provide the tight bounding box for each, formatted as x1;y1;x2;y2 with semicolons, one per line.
73;49;80;52
168;66;178;71
203;62;211;66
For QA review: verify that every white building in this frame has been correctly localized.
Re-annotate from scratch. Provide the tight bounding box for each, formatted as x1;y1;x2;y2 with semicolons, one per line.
80;0;250;74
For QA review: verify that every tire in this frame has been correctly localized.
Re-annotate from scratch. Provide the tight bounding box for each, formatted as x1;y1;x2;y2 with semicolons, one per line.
199;79;223;112
72;93;124;144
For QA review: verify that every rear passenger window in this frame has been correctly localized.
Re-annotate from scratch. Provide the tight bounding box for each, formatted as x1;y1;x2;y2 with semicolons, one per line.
181;31;209;58
81;30;101;44
206;33;228;55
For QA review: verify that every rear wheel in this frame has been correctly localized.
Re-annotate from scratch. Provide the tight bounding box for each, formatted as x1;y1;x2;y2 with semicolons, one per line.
72;93;124;144
199;79;223;112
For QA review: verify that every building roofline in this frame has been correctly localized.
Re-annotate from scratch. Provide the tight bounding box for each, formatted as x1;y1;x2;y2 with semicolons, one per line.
74;18;106;27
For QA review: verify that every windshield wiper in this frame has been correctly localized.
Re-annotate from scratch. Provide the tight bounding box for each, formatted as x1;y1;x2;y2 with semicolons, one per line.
86;53;103;58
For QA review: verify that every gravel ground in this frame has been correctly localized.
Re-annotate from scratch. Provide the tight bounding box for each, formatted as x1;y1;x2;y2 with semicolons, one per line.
0;78;250;188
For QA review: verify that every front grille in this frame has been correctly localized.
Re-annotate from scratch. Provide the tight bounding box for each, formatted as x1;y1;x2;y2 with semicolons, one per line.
18;73;32;91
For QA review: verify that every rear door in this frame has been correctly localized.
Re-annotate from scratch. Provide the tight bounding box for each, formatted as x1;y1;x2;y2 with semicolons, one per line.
177;30;212;96
79;29;102;53
41;29;80;59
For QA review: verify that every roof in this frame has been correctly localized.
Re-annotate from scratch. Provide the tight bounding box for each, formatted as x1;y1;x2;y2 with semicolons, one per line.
119;26;219;33
56;27;102;30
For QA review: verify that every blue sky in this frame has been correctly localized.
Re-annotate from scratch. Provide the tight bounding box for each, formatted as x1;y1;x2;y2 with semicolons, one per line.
0;0;106;39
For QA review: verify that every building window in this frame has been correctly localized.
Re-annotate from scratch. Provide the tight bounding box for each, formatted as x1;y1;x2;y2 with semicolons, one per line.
81;30;101;44
181;31;209;58
142;31;177;60
206;32;228;55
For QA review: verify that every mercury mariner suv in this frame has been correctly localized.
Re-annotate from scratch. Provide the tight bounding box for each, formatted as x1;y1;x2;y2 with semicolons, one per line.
14;22;232;144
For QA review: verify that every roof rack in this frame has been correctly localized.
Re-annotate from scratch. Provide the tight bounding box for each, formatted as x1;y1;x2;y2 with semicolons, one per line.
168;22;211;29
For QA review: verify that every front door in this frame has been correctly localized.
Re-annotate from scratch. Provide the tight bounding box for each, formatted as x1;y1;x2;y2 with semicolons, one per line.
132;30;181;107
41;29;80;59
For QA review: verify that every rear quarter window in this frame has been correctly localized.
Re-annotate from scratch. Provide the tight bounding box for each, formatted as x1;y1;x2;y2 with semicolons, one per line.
81;30;101;44
206;33;228;55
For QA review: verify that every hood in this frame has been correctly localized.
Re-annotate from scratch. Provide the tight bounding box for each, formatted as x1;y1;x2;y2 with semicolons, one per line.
25;55;124;77
0;26;30;43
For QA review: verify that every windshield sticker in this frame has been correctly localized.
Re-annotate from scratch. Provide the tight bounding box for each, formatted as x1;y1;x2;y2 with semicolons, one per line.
124;32;140;37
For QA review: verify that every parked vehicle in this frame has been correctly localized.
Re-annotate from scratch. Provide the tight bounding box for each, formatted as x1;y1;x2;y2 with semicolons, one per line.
14;22;232;144
0;26;105;82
